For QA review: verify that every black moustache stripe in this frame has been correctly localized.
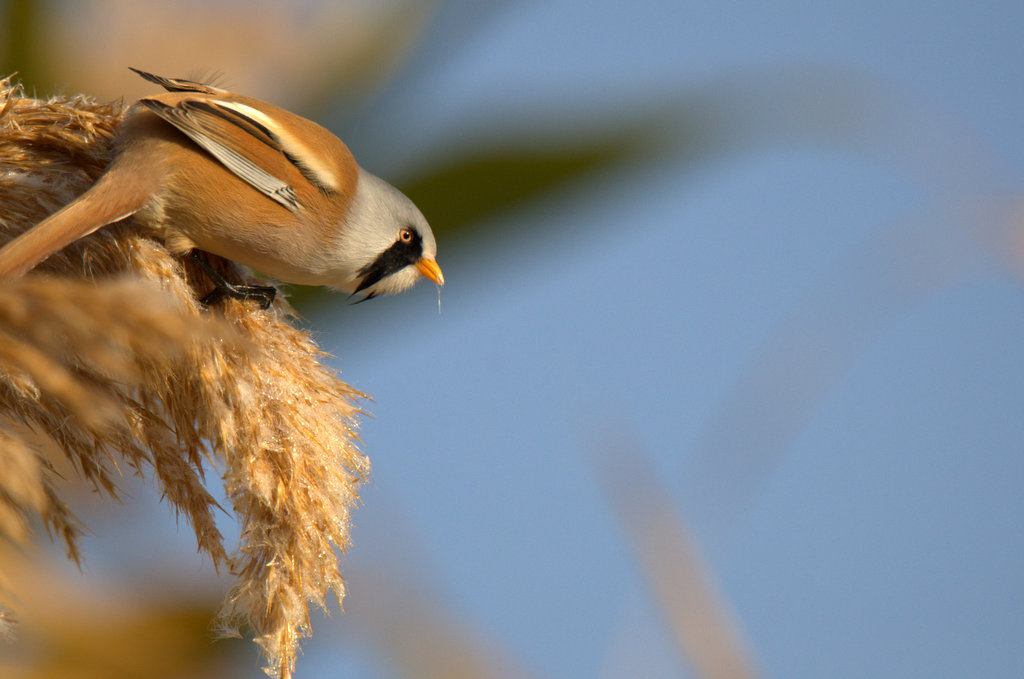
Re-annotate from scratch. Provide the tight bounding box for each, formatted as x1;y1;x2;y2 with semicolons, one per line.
354;230;423;294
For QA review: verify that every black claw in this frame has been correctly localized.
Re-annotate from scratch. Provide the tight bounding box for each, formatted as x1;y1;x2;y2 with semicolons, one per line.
190;251;276;309
198;283;275;309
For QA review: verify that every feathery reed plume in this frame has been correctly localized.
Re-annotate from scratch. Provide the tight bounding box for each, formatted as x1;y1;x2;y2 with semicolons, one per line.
0;74;369;678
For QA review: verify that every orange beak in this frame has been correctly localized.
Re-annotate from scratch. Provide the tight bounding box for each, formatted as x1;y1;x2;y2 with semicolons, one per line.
415;257;445;286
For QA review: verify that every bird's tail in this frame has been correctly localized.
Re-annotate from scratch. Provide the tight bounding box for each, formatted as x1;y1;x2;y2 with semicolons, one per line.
0;171;150;278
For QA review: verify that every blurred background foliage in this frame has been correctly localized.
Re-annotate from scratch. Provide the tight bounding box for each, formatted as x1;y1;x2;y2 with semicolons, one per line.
2;0;1023;678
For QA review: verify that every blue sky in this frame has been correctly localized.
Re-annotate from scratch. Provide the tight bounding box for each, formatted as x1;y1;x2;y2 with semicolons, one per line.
315;1;1024;677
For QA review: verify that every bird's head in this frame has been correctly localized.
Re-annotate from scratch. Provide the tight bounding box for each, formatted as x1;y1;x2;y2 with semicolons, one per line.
336;171;444;302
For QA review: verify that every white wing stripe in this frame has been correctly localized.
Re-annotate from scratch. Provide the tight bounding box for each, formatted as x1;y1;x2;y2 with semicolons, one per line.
219;101;341;192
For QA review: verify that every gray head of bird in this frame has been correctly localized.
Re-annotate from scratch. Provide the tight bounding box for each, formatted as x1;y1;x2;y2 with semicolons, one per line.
334;171;444;302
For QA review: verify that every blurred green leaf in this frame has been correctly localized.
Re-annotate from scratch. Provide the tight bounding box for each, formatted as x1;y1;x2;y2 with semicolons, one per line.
402;139;645;239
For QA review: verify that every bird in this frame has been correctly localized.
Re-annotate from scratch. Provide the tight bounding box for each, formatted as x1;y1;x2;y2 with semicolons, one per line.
0;67;444;307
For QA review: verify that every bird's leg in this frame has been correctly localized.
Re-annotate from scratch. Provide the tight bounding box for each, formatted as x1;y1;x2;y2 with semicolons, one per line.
189;251;276;310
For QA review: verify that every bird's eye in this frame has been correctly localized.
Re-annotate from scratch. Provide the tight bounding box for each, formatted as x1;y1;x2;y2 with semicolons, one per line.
399;228;414;243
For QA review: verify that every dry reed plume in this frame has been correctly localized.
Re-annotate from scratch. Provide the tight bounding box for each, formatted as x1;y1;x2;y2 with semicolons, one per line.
0;74;369;678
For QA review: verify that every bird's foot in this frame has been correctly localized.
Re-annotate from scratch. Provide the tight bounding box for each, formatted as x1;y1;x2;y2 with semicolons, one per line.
199;283;276;309
190;251;276;310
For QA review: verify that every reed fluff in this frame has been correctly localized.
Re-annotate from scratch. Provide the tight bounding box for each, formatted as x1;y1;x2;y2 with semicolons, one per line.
0;74;369;678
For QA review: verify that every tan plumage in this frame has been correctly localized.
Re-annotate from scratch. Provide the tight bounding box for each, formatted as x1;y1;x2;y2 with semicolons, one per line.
0;68;443;301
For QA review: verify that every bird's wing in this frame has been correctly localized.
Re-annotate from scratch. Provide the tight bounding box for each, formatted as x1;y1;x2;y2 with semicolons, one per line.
139;96;302;210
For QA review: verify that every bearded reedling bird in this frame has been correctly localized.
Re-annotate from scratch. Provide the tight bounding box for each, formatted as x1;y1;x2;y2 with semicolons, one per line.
0;68;444;307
